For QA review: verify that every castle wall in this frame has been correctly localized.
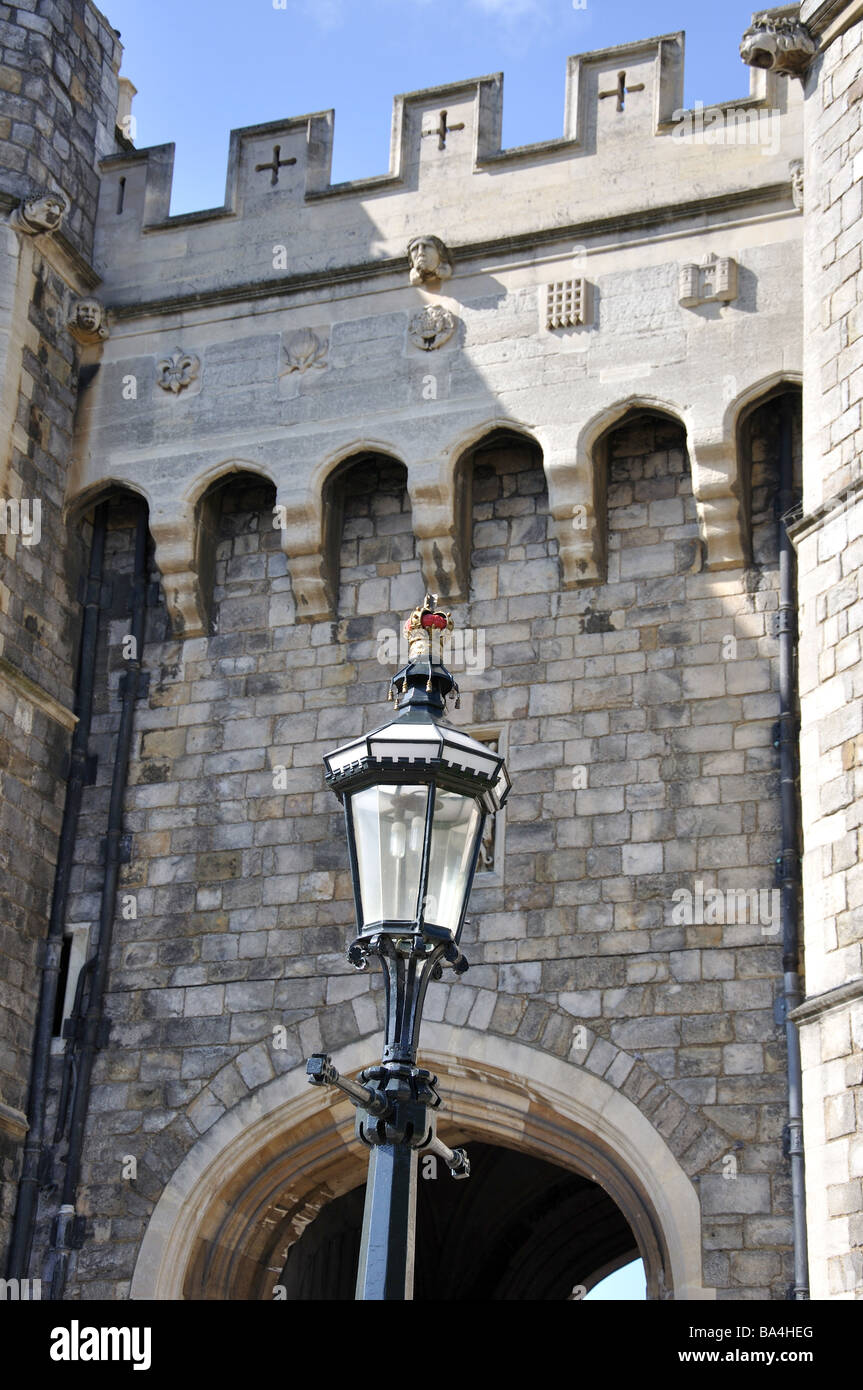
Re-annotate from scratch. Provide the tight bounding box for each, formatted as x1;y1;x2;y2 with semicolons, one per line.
6;10;850;1300
71;204;804;635
795;0;863;1302
38;409;800;1300
0;0;122;1258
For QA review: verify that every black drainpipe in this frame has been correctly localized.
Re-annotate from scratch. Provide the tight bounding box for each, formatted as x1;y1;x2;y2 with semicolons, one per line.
775;394;809;1300
47;506;149;1299
6;502;108;1280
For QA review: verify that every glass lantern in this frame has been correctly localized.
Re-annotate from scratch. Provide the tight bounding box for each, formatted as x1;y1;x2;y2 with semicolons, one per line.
323;598;510;952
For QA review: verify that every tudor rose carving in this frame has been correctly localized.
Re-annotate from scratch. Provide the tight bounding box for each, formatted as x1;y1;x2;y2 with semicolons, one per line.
409;305;456;351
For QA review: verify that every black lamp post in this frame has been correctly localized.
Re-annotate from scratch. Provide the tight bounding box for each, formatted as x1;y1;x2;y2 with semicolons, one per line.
306;593;510;1300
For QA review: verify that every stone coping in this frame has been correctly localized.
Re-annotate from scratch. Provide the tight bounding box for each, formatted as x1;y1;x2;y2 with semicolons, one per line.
789;975;863;1025
0;657;77;732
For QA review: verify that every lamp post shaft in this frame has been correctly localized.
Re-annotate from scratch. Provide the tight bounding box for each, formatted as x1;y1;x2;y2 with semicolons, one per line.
356;1142;418;1300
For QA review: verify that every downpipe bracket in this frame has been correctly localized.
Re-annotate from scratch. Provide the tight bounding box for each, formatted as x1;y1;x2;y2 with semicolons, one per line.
774;849;801;886
50;1208;86;1251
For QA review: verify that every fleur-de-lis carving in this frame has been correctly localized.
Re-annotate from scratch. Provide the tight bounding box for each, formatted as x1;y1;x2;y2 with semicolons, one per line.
156;347;200;394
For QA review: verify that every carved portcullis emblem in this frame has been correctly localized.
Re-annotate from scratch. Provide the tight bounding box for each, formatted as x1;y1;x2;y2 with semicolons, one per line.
156;347;200;394
409;305;456;351
281;328;328;374
546;279;588;329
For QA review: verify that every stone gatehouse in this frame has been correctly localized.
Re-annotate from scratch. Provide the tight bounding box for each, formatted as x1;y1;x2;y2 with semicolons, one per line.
0;0;861;1301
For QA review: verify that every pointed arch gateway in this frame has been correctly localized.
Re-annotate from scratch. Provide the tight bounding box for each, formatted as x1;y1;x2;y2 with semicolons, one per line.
130;1029;713;1301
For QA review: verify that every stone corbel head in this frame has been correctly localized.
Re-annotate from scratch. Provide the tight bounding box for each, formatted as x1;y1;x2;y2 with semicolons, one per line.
789;159;804;211
739;14;816;77
11;190;68;236
68;297;109;345
407;235;453;286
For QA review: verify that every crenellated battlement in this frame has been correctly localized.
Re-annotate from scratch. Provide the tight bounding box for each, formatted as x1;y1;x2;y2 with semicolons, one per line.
70;16;808;642
94;30;803;310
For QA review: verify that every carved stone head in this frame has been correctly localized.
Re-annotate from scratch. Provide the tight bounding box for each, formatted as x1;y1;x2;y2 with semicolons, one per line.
13;191;68;235
68;297;109;344
789;160;804;211
407;235;453;286
739;15;816;77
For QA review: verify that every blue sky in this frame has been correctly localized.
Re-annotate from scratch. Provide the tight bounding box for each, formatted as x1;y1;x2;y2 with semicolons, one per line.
103;0;766;216
585;1258;646;1300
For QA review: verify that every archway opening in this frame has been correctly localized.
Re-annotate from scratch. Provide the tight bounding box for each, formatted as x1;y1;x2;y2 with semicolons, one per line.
320;451;417;621
193;469;278;635
277;1140;640;1300
132;1036;710;1302
737;386;803;568
452;428;552;604
594;407;696;586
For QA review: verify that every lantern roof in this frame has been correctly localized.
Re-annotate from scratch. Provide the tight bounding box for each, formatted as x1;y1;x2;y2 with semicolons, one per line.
323;701;510;813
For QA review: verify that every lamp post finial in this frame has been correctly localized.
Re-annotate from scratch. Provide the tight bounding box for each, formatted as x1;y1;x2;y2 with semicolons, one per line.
389;593;459;710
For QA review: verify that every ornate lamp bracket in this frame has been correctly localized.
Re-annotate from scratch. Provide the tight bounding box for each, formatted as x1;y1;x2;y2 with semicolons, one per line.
306;1052;470;1178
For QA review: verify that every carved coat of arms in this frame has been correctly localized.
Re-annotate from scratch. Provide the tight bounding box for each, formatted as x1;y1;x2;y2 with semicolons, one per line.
409;305;456;351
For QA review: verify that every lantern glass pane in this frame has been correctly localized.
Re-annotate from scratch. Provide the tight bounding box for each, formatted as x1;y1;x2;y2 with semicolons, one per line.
351;784;429;926
425;790;483;936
